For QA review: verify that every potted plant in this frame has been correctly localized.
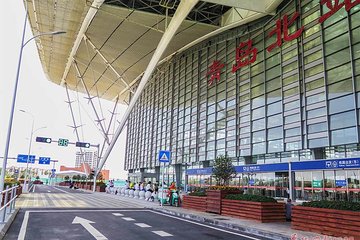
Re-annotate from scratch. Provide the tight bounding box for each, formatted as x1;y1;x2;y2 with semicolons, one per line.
221;194;285;222
183;188;207;212
292;200;360;238
206;155;238;214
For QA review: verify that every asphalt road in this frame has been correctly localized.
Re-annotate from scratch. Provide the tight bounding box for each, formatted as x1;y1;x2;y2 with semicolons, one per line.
5;208;272;240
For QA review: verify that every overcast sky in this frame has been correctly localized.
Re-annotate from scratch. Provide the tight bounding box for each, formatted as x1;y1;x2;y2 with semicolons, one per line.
0;1;128;179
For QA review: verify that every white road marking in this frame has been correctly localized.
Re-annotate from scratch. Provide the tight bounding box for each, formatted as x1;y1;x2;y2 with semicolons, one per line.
32;185;36;193
112;213;123;216
72;216;108;240
149;210;262;240
17;211;29;240
122;217;135;221
152;231;173;237
135;223;151;228
53;186;69;194
47;190;51;193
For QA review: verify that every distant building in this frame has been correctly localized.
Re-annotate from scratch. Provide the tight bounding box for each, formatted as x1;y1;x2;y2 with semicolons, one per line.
60;163;110;180
75;151;98;169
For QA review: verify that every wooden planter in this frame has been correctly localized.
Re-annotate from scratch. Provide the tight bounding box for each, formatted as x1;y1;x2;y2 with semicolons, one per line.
206;190;241;214
221;199;285;223
292;206;360;239
182;195;207;212
96;186;106;192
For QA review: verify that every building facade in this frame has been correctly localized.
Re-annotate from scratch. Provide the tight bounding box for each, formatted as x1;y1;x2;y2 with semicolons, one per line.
75;151;99;169
125;0;360;202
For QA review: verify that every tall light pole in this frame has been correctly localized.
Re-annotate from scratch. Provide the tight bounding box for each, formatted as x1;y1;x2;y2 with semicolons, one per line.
20;110;46;192
0;3;65;191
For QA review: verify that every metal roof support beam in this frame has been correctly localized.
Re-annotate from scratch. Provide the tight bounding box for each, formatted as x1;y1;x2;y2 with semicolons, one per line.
60;0;105;86
97;0;200;175
202;0;274;14
64;83;88;176
73;60;110;145
84;35;133;92
98;96;119;161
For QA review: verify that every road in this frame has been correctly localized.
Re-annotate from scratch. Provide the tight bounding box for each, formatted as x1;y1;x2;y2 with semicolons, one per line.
6;185;273;240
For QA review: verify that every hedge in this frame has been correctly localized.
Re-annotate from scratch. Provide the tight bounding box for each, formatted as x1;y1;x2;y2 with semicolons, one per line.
188;191;207;197
302;200;360;212
225;194;277;202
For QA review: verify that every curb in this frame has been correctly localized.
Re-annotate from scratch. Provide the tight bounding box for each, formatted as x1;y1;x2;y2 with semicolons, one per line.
0;208;19;240
149;207;289;240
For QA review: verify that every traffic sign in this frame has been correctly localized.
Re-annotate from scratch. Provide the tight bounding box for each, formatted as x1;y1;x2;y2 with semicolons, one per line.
58;138;69;146
159;150;170;163
17;154;36;164
76;142;90;148
36;137;52;143
39;157;51;165
51;169;56;172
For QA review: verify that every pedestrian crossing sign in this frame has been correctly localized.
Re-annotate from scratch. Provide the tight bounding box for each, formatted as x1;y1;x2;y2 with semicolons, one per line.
159;150;171;163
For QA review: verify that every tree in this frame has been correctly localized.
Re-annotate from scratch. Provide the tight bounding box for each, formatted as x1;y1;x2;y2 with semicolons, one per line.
36;176;40;180
212;155;237;186
64;175;70;181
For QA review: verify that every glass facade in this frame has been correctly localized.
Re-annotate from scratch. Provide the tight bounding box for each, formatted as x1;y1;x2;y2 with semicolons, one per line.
125;0;360;199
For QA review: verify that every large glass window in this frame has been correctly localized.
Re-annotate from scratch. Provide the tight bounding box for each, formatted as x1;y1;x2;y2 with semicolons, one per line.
331;127;358;145
330;111;356;130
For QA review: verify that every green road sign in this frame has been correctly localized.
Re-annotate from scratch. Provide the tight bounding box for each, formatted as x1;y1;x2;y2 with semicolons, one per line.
312;180;322;188
58;138;69;147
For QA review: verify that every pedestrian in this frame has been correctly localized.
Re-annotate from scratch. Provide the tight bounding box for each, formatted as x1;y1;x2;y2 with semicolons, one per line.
286;198;293;221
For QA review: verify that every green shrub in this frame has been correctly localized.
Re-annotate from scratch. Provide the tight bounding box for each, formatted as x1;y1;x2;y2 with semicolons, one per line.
225;194;277;203
188;191;207;197
208;186;242;191
302;200;360;212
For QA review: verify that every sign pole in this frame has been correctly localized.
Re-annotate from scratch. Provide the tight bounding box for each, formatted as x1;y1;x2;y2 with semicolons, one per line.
161;162;164;207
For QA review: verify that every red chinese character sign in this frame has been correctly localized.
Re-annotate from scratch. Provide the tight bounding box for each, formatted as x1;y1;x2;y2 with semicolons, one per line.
232;39;257;73
267;12;304;52
319;0;360;23
206;60;225;86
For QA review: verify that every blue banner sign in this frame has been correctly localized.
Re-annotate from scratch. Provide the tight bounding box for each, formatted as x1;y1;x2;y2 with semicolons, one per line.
186;167;213;175
39;157;51;165
186;158;360;175
335;180;347;187
292;158;360;171
235;163;289;173
17;154;36;164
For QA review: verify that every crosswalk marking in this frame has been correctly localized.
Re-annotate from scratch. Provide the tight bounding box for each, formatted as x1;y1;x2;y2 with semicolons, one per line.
122;217;135;221
152;231;173;237
134;223;151;228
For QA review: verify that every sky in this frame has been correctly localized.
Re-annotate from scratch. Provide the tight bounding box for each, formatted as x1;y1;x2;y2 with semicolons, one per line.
0;1;128;179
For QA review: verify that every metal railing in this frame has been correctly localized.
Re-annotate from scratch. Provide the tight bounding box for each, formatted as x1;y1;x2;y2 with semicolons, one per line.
0;185;18;223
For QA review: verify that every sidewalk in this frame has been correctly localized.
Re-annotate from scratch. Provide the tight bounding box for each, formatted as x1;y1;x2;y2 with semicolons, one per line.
94;191;329;240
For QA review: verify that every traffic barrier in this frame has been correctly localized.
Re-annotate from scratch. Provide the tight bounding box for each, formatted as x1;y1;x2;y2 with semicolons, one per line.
0;185;18;223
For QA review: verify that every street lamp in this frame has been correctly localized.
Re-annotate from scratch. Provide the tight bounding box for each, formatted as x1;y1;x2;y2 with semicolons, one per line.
19;110;46;192
0;4;65;191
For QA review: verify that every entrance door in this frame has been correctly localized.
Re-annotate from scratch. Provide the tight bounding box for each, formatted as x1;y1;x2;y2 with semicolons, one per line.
275;172;289;198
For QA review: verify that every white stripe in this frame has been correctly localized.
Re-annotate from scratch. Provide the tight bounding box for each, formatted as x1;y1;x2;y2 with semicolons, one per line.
53;186;69;194
152;231;173;237
32;185;36;193
149;211;262;240
135;223;151;228
122;217;135;221
17;211;29;240
27;209;149;213
112;213;123;216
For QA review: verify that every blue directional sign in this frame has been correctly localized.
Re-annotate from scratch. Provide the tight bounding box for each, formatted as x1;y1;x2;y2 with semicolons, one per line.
17;154;36;164
159;150;170;163
39;157;51;165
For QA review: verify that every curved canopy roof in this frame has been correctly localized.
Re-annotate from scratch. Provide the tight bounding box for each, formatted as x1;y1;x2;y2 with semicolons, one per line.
27;0;283;103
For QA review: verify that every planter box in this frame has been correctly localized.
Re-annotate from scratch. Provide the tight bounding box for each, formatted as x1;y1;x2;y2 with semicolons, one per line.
206;190;241;214
292;206;360;239
182;195;207;212
96;186;106;192
221;199;285;223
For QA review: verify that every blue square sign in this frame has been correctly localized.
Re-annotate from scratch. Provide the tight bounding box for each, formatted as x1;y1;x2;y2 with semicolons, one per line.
159;150;170;163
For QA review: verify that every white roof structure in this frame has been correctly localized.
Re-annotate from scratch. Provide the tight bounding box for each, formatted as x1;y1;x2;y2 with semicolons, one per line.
27;0;284;103
55;170;87;177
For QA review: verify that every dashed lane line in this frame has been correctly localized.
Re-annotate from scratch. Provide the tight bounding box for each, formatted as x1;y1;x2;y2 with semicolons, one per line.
122;217;135;221
112;213;123;216
152;231;173;237
134;223;151;228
